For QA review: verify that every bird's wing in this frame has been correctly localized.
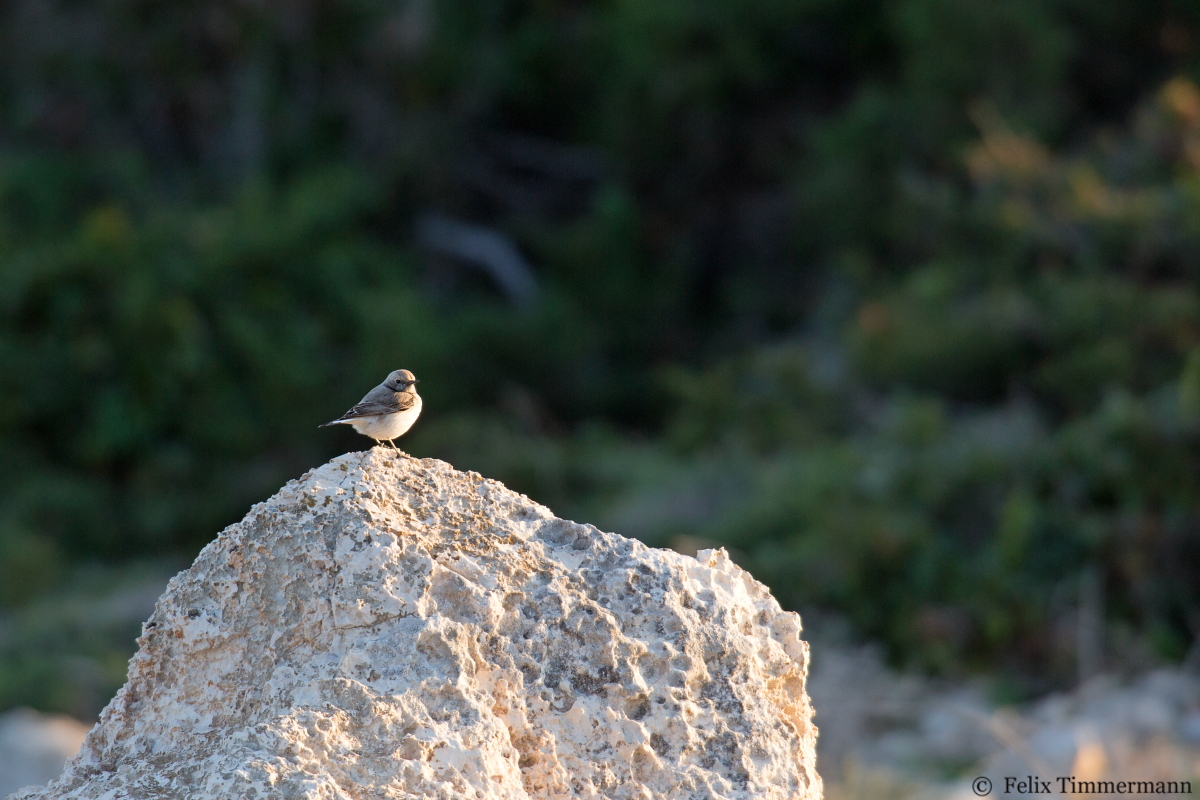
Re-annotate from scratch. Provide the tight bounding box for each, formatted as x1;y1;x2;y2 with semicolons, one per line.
321;387;416;425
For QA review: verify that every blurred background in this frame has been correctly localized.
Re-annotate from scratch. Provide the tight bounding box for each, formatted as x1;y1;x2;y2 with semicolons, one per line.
3;0;1200;795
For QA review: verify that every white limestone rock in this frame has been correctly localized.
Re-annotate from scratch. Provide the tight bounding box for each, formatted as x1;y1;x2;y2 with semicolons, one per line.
11;449;820;800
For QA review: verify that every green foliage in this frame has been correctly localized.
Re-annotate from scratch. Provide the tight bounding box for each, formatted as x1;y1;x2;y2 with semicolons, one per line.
1;160;405;559
0;156;633;566
624;82;1200;681
0;561;179;718
0;525;62;608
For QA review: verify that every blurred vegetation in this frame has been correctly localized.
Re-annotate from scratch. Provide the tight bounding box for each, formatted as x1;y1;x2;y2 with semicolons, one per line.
2;0;1200;715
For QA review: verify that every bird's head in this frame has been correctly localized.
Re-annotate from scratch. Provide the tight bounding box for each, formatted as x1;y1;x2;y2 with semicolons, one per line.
385;369;419;391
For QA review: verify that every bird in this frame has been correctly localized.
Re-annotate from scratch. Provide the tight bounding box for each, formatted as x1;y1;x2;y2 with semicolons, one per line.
320;369;422;451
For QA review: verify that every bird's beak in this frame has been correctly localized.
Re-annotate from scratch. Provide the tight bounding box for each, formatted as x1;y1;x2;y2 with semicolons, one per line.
410;379;420;385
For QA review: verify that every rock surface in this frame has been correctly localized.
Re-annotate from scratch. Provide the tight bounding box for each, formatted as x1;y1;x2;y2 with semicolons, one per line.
11;449;819;799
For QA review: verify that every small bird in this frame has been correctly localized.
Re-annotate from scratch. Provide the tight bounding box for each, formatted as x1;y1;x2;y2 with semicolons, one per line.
320;369;422;451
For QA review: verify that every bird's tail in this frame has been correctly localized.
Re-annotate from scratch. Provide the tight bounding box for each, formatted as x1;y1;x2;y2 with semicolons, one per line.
318;419;348;428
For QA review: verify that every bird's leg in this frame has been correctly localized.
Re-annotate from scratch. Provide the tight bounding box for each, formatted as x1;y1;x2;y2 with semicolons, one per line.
387;439;400;453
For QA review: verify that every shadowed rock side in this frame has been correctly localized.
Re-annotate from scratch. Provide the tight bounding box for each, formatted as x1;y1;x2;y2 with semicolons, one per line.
11;449;820;800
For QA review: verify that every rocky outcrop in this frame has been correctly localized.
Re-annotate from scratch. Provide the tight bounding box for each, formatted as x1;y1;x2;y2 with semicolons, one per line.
11;449;819;799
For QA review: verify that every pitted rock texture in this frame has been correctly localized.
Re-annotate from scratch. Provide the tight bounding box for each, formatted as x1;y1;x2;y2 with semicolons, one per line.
13;449;820;800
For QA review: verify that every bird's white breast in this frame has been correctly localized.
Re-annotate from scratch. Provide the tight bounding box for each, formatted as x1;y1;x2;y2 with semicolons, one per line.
348;394;422;440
